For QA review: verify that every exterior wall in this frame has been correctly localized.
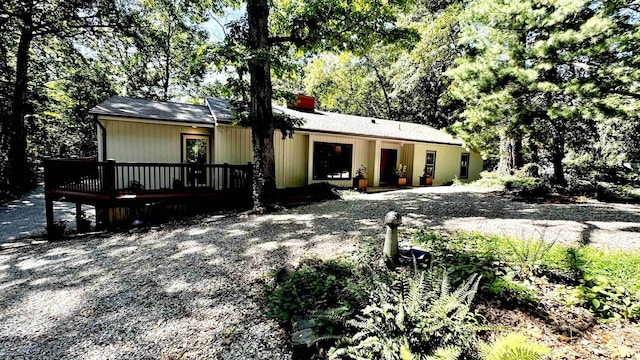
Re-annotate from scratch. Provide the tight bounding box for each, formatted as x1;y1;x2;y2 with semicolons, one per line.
307;134;372;187
411;143;482;186
275;133;308;188
213;125;253;164
100;118;212;162
400;144;415;184
99;117;482;189
213;124;309;189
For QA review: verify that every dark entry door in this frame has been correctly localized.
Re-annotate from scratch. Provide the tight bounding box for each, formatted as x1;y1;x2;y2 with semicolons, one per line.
380;149;398;185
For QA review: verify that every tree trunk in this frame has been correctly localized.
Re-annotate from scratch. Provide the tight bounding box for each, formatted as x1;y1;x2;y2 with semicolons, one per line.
551;128;566;184
247;0;276;212
7;20;34;193
497;135;523;175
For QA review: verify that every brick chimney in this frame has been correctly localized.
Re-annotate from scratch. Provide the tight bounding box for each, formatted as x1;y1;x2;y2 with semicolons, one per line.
287;93;315;112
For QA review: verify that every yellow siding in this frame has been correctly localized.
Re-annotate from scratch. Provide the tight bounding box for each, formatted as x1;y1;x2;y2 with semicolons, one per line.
213;125;253;164
400;144;415;184
101;118;211;163
307;134;371;187
275;133;308;188
100;117;482;189
469;152;483;182
412;143;483;185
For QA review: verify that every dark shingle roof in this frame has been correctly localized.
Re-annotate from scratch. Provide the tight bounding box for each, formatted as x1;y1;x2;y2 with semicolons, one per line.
272;105;462;146
205;97;235;123
89;96;215;125
91;96;462;146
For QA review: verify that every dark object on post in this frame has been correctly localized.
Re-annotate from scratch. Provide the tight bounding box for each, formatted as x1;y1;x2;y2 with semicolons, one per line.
173;178;184;190
399;249;432;268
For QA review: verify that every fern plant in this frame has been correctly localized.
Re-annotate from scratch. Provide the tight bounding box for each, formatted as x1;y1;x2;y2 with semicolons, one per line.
328;271;485;360
479;333;549;360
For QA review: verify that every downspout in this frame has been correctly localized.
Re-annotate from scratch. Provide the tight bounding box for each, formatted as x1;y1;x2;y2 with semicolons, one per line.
94;115;107;161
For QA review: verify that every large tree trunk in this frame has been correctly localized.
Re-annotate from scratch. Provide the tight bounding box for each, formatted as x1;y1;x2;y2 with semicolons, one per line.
497;135;523;175
7;21;34;193
247;0;276;212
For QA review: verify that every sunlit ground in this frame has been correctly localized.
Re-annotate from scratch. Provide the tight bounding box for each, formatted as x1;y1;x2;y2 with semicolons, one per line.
1;186;640;357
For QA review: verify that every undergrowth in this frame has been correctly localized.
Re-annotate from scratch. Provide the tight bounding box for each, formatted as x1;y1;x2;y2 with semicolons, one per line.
264;230;640;359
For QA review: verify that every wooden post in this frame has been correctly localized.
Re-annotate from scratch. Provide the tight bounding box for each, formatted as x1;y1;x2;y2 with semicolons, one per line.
223;163;229;190
45;197;54;233
103;159;116;199
43;157;54;232
76;203;82;231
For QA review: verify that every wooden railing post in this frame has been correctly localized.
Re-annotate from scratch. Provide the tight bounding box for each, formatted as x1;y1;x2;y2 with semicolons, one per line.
103;159;116;199
223;163;229;190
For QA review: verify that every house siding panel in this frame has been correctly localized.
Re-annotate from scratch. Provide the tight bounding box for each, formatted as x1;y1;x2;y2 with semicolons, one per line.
275;133;308;188
213;125;253;164
411;143;482;186
307;134;370;187
101;119;211;163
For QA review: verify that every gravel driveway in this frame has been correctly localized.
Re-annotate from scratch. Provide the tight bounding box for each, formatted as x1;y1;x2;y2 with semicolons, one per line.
1;186;640;358
0;185;95;244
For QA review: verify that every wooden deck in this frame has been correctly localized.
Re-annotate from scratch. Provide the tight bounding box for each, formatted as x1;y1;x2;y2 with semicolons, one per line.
44;158;253;232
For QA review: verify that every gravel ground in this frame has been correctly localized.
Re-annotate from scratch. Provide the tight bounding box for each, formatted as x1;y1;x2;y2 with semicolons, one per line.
0;184;95;244
1;186;640;358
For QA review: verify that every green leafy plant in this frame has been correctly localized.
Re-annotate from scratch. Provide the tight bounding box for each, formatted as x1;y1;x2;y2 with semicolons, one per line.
394;163;407;177
504;177;550;200
328;271;485;359
479;333;549;360
504;231;556;278
266;261;356;324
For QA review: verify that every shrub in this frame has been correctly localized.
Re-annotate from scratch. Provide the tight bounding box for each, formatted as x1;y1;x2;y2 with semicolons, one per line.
504;177;550;199
266;261;358;324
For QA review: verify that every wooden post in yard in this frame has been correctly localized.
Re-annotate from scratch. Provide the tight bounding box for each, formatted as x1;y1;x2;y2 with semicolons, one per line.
76;203;82;231
104;159;116;200
45;197;54;233
43;157;54;233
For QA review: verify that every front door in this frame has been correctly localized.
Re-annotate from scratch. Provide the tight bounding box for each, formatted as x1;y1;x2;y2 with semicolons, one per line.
380;149;398;185
182;135;210;187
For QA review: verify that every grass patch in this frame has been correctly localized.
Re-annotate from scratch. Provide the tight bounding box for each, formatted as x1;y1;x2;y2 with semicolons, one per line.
415;229;640;320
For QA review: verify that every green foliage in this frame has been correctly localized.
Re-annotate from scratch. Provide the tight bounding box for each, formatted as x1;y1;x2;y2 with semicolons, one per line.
567;247;640;319
504;178;550;200
329;271;484;359
447;0;640;184
504;233;556;277
303;4;463;127
266;261;359;324
417;229;640;320
479;333;549;360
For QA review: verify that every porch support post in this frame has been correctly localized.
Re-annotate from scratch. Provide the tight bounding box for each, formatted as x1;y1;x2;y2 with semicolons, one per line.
76;203;82;230
372;140;382;186
45;197;54;233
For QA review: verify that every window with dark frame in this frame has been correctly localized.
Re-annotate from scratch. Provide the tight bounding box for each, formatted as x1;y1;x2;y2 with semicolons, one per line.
460;153;470;179
425;151;436;178
313;142;353;180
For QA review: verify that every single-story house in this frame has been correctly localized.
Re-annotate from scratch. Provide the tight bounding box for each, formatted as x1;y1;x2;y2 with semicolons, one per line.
88;95;482;189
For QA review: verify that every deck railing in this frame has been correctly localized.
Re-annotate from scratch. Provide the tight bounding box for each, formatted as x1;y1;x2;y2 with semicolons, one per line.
44;157;253;197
